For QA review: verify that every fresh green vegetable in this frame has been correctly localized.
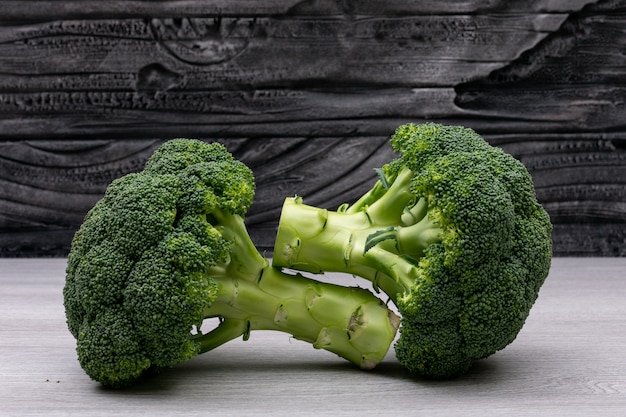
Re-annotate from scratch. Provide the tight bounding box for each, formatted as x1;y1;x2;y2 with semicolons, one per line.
272;122;553;379
63;138;399;388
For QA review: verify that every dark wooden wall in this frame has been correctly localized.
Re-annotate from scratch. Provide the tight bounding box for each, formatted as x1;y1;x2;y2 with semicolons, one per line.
1;0;625;257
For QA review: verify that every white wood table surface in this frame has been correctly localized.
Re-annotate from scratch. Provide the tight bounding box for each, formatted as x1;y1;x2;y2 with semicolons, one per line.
1;257;625;417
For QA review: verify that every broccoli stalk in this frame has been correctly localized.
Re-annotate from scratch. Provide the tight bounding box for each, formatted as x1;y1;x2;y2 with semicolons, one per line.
272;123;553;379
191;210;400;367
63;139;399;388
273;166;441;304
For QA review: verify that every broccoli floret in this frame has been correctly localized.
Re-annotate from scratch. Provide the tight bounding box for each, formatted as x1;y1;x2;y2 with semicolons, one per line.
64;139;399;388
272;123;553;379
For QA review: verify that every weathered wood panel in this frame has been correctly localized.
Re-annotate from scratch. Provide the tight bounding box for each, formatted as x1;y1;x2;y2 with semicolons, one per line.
0;1;601;19
1;0;625;256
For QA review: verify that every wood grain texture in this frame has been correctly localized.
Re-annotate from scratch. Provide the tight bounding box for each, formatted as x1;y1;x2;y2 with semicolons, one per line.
1;258;626;416
0;0;625;256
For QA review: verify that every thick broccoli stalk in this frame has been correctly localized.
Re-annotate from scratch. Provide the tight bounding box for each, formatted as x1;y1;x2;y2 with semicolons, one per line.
63;139;399;388
272;123;553;379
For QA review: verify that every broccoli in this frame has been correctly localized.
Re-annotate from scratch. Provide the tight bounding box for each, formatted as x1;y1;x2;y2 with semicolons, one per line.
272;123;553;379
63;138;400;388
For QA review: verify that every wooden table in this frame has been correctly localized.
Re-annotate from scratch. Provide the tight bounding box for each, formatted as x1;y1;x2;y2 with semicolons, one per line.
1;258;625;416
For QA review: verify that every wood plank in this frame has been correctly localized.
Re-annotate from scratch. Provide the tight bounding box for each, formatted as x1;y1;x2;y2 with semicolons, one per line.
2;87;626;137
0;136;394;256
0;15;565;89
2;133;624;256
552;224;626;256
0;0;600;19
1;258;626;415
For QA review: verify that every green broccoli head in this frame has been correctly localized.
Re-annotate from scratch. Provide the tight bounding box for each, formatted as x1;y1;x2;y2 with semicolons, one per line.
272;122;553;379
390;124;552;375
143;138;234;174
64;139;253;387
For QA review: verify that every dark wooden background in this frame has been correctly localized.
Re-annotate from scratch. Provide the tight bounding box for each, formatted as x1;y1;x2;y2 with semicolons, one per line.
1;0;625;257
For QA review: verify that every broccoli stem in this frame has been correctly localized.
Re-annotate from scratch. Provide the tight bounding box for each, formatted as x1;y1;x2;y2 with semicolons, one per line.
351;166;415;225
272;194;442;303
197;212;400;369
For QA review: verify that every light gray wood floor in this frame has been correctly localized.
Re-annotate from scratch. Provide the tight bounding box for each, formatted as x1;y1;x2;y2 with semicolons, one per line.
1;257;625;416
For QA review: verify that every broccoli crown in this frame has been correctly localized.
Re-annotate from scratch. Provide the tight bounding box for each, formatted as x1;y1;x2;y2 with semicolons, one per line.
63;139;254;387
272;122;553;379
387;123;553;378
